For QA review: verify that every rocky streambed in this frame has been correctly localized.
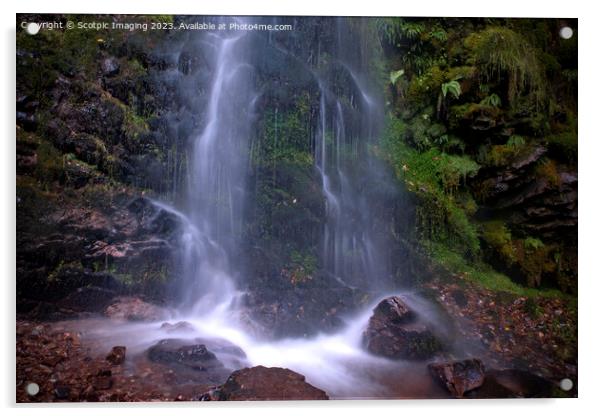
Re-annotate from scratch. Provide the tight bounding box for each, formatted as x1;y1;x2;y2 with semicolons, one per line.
17;289;575;402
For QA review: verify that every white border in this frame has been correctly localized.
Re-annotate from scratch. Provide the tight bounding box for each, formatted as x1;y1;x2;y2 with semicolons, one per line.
2;1;597;415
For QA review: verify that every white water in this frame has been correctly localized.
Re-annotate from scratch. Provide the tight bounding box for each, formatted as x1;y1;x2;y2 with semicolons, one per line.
74;289;446;398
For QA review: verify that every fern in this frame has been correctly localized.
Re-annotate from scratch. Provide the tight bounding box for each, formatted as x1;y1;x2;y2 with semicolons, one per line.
507;134;525;148
524;237;545;251
441;80;462;99
390;69;404;85
480;93;502;107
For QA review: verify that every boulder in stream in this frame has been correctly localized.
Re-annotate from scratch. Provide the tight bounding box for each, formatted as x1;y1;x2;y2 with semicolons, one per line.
428;358;486;397
209;366;329;401
363;296;442;360
146;338;237;386
106;346;126;365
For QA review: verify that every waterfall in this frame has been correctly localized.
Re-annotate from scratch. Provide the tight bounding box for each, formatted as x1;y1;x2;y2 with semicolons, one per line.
176;26;256;314
70;17;447;399
313;34;390;292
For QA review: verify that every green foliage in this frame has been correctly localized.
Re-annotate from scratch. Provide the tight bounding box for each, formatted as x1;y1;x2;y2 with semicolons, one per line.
524;237;545;251
252;96;313;167
506;134;525;148
390;69;405;85
480;93;502;108
382;116;480;256
429;28;448;42
429;242;566;298
122;103;149;140
441;80;461;99
535;158;561;187
34;141;64;184
547;131;577;162
482;221;516;265
480;142;530;167
379;17;576;296
377;18;425;44
408;66;446;106
286;250;318;285
465;26;546;108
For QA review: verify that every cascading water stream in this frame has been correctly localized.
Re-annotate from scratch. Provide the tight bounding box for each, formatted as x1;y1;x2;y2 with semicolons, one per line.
176;28;255;316
75;18;451;399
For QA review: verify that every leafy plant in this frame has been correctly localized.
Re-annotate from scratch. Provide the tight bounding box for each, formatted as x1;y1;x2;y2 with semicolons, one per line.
524;237;545;251
441;80;462;99
507;134;525;148
465;27;546;108
390;69;405;85
480;93;502;107
429;28;448;42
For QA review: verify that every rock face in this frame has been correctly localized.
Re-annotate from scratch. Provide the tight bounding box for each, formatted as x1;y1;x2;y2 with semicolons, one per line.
363;296;442;360
57;286;117;313
428;358;485;397
212;366;328;401
17;196;182;318
104;297;167;321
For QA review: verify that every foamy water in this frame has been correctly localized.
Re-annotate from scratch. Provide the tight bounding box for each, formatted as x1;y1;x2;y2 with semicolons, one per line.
68;291;449;399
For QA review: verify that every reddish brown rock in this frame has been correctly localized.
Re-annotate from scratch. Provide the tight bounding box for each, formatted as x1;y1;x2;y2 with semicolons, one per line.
106;346;126;365
104;297;166;321
160;321;195;333
372;296;415;324
428;358;485;397
93;369;113;390
215;366;328;401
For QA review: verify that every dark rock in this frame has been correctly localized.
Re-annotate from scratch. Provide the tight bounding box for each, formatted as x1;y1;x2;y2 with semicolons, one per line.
63;158;96;188
106;346;126;365
428;358;486;397
100;57;120;77
16;141;38;173
57;286;116;313
465;373;519;399
104;297;167;321
93;369;113;390
363;296;442;360
53;385;70;400
215;366;328;401
17;111;37;130
373;296;415;324
450;290;468;307
469;369;555;398
146;338;231;385
82;385;99;401
149;341;217;365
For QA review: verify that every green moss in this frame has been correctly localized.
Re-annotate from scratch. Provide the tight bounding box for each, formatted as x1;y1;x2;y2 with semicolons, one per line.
286;250;318;285
407;65;446;107
430;242;567;298
465;26;547;108
535;159;561;187
381;116;480;256
481;221;516;265
34;141;64;183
